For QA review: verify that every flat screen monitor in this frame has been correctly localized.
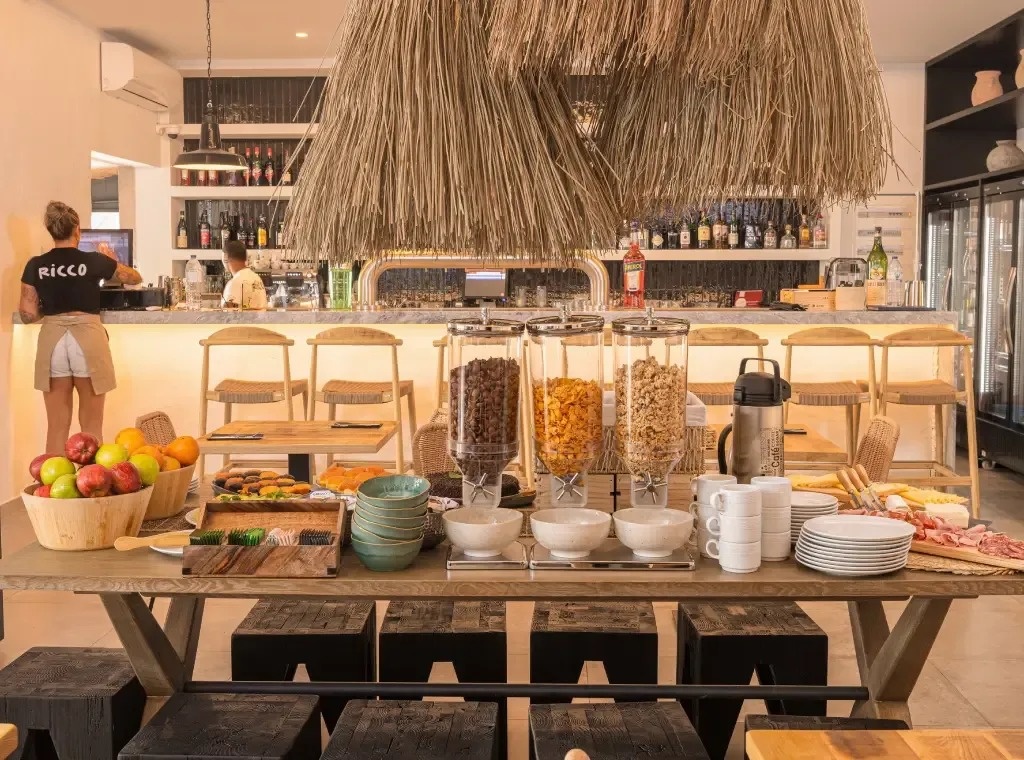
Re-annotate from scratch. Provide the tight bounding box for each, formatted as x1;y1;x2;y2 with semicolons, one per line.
79;229;133;268
464;269;507;299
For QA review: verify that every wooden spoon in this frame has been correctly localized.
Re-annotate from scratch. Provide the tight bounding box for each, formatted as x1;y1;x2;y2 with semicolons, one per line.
114;531;191;551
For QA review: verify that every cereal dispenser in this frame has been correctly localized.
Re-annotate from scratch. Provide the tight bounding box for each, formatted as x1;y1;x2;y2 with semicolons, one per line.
527;310;604;508
612;308;690;508
447;308;525;507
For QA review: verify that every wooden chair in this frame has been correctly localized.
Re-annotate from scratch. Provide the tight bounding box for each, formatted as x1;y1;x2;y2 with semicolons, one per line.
853;416;901;483
782;327;878;464
689;327;769;407
412;419;455;476
198;327;308;480
307;327;416;473
433;337;449;410
876;328;980;515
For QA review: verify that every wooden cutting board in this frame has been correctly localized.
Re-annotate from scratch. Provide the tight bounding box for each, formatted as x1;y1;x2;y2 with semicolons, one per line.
910;541;1024;572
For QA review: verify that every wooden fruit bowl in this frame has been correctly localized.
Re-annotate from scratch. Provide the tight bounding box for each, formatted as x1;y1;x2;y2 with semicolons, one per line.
146;463;197;520
22;485;153;551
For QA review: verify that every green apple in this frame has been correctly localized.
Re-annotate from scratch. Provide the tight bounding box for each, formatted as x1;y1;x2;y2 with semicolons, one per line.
128;454;160;486
94;443;129;469
50;473;82;499
40;457;76;486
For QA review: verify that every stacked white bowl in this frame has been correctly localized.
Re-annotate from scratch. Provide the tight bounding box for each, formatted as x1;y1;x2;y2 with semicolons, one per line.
750;476;792;561
706;484;762;573
790;491;840;544
689;474;737;558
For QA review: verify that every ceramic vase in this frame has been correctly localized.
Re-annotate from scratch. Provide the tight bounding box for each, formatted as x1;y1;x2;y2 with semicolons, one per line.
986;140;1024;172
972;70;1003;106
1016;50;1024;88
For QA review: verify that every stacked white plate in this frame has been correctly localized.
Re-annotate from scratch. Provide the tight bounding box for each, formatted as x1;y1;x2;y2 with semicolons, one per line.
795;515;914;576
790;492;840;543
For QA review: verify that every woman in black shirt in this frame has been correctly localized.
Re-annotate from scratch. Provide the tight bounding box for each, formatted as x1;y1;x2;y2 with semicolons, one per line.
19;201;142;454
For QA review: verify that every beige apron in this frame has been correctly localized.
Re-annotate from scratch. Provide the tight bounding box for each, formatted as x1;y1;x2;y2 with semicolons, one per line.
35;314;117;394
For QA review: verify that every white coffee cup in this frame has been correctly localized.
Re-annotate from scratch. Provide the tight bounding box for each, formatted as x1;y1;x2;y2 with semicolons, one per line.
761;507;792;534
696;526;716;558
705;538;761;573
692;474;737;505
706;513;761;543
689;501;717;526
761;530;791;561
751;476;792;508
711;484;762;517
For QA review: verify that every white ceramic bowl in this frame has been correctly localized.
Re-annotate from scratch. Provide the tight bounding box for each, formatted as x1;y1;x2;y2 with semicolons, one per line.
442;507;523;558
530;508;611;559
613;508;695;558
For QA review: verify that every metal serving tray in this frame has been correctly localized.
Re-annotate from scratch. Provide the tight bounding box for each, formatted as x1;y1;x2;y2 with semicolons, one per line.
446;541;528;570
528;539;696;570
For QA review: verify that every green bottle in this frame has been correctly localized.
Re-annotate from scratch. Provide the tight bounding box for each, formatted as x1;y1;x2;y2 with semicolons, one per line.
867;226;887;281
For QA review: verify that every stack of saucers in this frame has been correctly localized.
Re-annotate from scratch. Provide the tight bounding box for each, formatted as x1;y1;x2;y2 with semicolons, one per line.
790;492;840;544
351;475;430;571
796;515;914;577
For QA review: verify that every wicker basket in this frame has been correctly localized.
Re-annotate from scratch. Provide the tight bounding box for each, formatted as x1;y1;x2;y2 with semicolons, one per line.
22;485;153;551
145;463;196;520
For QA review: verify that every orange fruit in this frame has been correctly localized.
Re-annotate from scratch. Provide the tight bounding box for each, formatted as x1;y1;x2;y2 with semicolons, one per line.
134;445;165;469
163;456;182;471
115;428;147;455
164;436;200;467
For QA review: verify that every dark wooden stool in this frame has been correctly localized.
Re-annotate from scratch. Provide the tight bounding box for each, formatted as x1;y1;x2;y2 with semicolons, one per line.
530;602;658;702
0;647;144;760
117;693;320;760
530;702;710;760
322;700;499;759
231;599;375;730
677;602;829;760
742;716;910;760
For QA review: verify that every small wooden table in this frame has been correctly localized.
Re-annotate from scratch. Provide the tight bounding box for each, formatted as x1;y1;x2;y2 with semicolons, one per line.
198;420;396;482
747;729;1024;759
709;423;847;466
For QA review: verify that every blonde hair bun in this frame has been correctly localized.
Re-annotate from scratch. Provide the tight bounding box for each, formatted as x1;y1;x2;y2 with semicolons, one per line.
44;201;80;242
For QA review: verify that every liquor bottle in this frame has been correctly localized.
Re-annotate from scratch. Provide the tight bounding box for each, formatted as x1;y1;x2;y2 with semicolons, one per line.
225;147;240;186
697;212;712;250
264;147;276;186
887;253;904;307
179;168;191;187
713;212;728;249
813;214;828;249
242;147;252;186
650;222;665;250
622;242;646;309
637;222;650;249
230;213;241;241
780;224;796;249
763;221;778;249
798;213;811;249
245;215;256;248
257;213;269;249
666;223;680;250
175;210;189;249
219;212;231;250
281;150;293;186
251;147;263;186
680;220;692;249
275;220;286;249
198;209;212;250
866;226;888;307
208;166;219;186
239;214;251;247
727;216;740;249
617;219;631;250
744;218;759;249
196;169;207;187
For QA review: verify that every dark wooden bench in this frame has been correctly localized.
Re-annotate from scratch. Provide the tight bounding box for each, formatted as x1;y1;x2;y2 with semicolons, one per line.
231;599;376;730
321;700;499;759
117;693;320;760
529;702;710;760
742;715;910;760
677;602;829;760
0;647;144;760
530;602;658;702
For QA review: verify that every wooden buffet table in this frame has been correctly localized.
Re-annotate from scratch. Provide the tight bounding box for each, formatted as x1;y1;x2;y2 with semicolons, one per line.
747;729;1024;760
709;423;848;466
0;540;1023;726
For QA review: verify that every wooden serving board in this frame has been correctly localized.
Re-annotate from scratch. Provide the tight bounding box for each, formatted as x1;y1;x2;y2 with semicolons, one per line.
794;486;852;506
910;541;1024;572
182;500;343;578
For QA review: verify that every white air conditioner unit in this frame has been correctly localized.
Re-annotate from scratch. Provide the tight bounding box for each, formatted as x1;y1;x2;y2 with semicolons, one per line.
101;41;172;112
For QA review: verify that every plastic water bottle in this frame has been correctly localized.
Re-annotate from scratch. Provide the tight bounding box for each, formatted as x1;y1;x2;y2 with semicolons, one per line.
184;255;204;311
887;254;904;307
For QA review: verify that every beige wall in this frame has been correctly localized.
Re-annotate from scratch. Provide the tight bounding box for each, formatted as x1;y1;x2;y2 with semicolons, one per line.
0;0;177;498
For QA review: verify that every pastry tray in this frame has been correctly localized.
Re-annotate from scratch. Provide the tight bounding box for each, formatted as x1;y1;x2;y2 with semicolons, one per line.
446;541;528;570
528;539;696;570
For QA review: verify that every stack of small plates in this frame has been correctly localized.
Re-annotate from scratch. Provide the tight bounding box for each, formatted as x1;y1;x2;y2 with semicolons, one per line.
790;492;840;544
796;515;914;576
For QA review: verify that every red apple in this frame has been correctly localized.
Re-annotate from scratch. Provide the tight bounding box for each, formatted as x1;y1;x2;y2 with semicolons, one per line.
65;432;100;465
34;485;51;498
76;464;112;498
109;462;142;495
29;453;59;482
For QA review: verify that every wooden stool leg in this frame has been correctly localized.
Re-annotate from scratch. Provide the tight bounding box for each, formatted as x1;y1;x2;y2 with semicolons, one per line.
301;390;309;422
934;405;945;470
406;391;417;446
845;405;856;465
853;403;863;449
964;347;981;517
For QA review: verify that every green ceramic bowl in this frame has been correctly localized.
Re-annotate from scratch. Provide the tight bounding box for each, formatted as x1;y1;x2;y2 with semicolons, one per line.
350;519;423;545
356;475;431;509
352;513;424;541
355;498;428;520
351;536;422;572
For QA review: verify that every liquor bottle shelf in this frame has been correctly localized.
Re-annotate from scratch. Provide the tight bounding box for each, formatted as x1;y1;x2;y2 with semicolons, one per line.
171;123;317;139
171;186;294;200
593;248;838;262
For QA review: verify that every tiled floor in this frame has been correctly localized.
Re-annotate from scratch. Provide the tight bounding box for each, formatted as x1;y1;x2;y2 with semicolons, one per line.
2;462;1023;759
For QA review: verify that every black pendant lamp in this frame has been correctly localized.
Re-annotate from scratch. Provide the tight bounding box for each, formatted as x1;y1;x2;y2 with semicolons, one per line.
173;0;247;172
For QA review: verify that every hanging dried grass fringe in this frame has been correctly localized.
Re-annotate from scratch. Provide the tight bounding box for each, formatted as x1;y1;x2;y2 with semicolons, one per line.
287;0;618;265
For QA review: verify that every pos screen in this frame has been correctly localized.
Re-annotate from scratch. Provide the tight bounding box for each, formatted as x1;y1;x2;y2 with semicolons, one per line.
464;269;507;298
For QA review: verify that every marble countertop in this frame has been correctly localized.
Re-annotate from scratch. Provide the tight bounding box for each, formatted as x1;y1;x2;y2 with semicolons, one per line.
14;308;957;326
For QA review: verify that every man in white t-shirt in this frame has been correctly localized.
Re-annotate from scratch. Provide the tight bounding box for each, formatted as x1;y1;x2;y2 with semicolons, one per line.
222;241;267;309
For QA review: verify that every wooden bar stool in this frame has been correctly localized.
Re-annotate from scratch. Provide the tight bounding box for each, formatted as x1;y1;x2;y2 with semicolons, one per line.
876;328;980;514
433;336;449;411
198;327;308;480
689;327;769;407
307;327;416;473
782;327;878;464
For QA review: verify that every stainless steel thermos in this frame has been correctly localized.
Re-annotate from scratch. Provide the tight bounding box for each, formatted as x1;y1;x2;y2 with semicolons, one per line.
717;358;792;483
